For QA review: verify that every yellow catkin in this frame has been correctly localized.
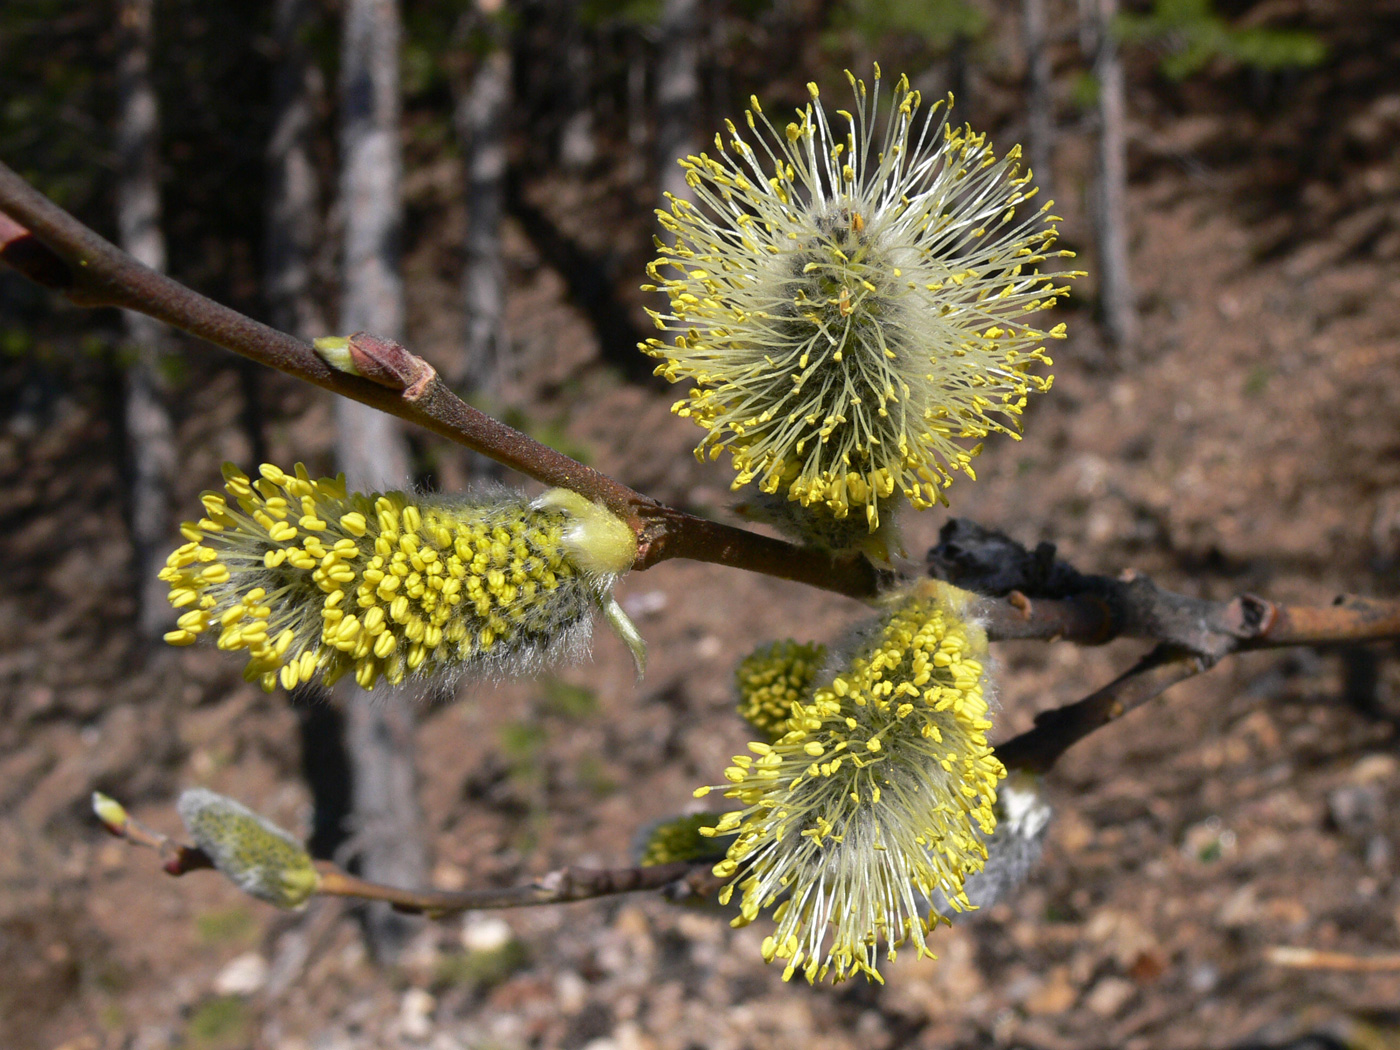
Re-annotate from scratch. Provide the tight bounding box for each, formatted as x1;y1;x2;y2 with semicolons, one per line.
159;464;637;691
642;68;1081;528
636;812;737;868
696;580;1005;984
735;639;827;740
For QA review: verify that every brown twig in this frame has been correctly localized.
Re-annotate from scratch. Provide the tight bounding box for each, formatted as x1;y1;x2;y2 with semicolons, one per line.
92;792;214;877
315;860;717;915
947;519;1400;771
1266;946;1400;973
94;789;719;914
0;163;880;600
994;646;1209;774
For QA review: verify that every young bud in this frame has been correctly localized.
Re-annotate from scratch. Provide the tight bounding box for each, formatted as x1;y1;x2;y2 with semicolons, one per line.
158;464;643;691
734;639;827;740
91;791;131;836
177;789;319;909
702;580;1005;984
644;68;1079;527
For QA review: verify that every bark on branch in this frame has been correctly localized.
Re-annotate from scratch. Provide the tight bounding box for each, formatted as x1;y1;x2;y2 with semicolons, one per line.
97;795;718;914
0;162;880;599
935;519;1400;772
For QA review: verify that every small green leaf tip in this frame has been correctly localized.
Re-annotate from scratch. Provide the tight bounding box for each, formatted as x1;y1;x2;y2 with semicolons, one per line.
312;336;359;376
602;596;647;678
177;788;319;909
92;791;130;835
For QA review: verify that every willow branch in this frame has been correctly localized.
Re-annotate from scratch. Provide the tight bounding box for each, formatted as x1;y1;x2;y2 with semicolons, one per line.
994;645;1209;774
0;162;880;599
94;792;720;913
11;161;1400;774
935;519;1400;654
954;517;1400;771
315;860;717;915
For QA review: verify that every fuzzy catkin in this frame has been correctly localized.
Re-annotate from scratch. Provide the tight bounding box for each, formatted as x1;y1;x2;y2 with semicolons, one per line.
644;67;1078;529
177;788;319;909
698;580;1005;984
160;464;636;692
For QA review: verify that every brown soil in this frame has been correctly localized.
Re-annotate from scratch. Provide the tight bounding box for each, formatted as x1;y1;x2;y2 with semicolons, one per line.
5;11;1400;1050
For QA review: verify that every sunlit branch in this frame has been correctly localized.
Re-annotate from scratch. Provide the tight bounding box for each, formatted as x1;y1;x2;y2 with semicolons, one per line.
0;161;881;600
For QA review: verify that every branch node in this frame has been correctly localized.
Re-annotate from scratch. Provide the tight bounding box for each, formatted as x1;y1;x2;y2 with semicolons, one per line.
0;211;75;290
314;331;439;397
1227;594;1275;638
1007;590;1033;619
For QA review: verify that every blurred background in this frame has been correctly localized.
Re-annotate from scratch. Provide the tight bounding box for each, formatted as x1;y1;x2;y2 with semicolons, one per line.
2;1;1400;1047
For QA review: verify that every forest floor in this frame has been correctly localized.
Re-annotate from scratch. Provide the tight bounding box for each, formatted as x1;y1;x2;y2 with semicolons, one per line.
5;21;1400;1050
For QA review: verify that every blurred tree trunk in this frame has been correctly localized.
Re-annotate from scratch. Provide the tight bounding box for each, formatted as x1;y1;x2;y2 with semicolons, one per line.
266;0;328;342
949;32;973;125
453;25;511;409
1023;0;1054;199
116;0;177;641
265;0;355;895
626;30;647;175
1088;0;1136;351
557;5;595;170
655;0;699;206
337;0;426;964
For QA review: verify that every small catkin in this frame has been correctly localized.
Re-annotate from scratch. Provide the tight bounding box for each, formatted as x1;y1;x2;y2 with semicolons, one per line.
734;639;828;740
636;812;737;868
177;788;319;909
159;464;640;692
696;580;1005;984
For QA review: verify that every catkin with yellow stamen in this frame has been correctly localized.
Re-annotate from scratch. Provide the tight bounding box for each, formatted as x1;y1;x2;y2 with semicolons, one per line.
735;639;827;740
643;67;1080;528
159;464;640;691
696;580;1005;984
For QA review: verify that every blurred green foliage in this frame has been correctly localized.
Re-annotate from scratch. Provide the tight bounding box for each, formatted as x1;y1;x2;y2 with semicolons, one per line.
1117;0;1327;79
432;939;529;991
185;995;252;1049
539;677;599;719
194;906;258;947
835;0;986;51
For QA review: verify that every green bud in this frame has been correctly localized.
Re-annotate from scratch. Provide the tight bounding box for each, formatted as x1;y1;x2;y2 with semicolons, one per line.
177;789;319;909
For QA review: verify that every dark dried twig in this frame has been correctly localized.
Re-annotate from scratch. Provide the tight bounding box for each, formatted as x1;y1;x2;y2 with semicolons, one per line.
935;519;1400;654
945;519;1400;771
0;163;880;599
